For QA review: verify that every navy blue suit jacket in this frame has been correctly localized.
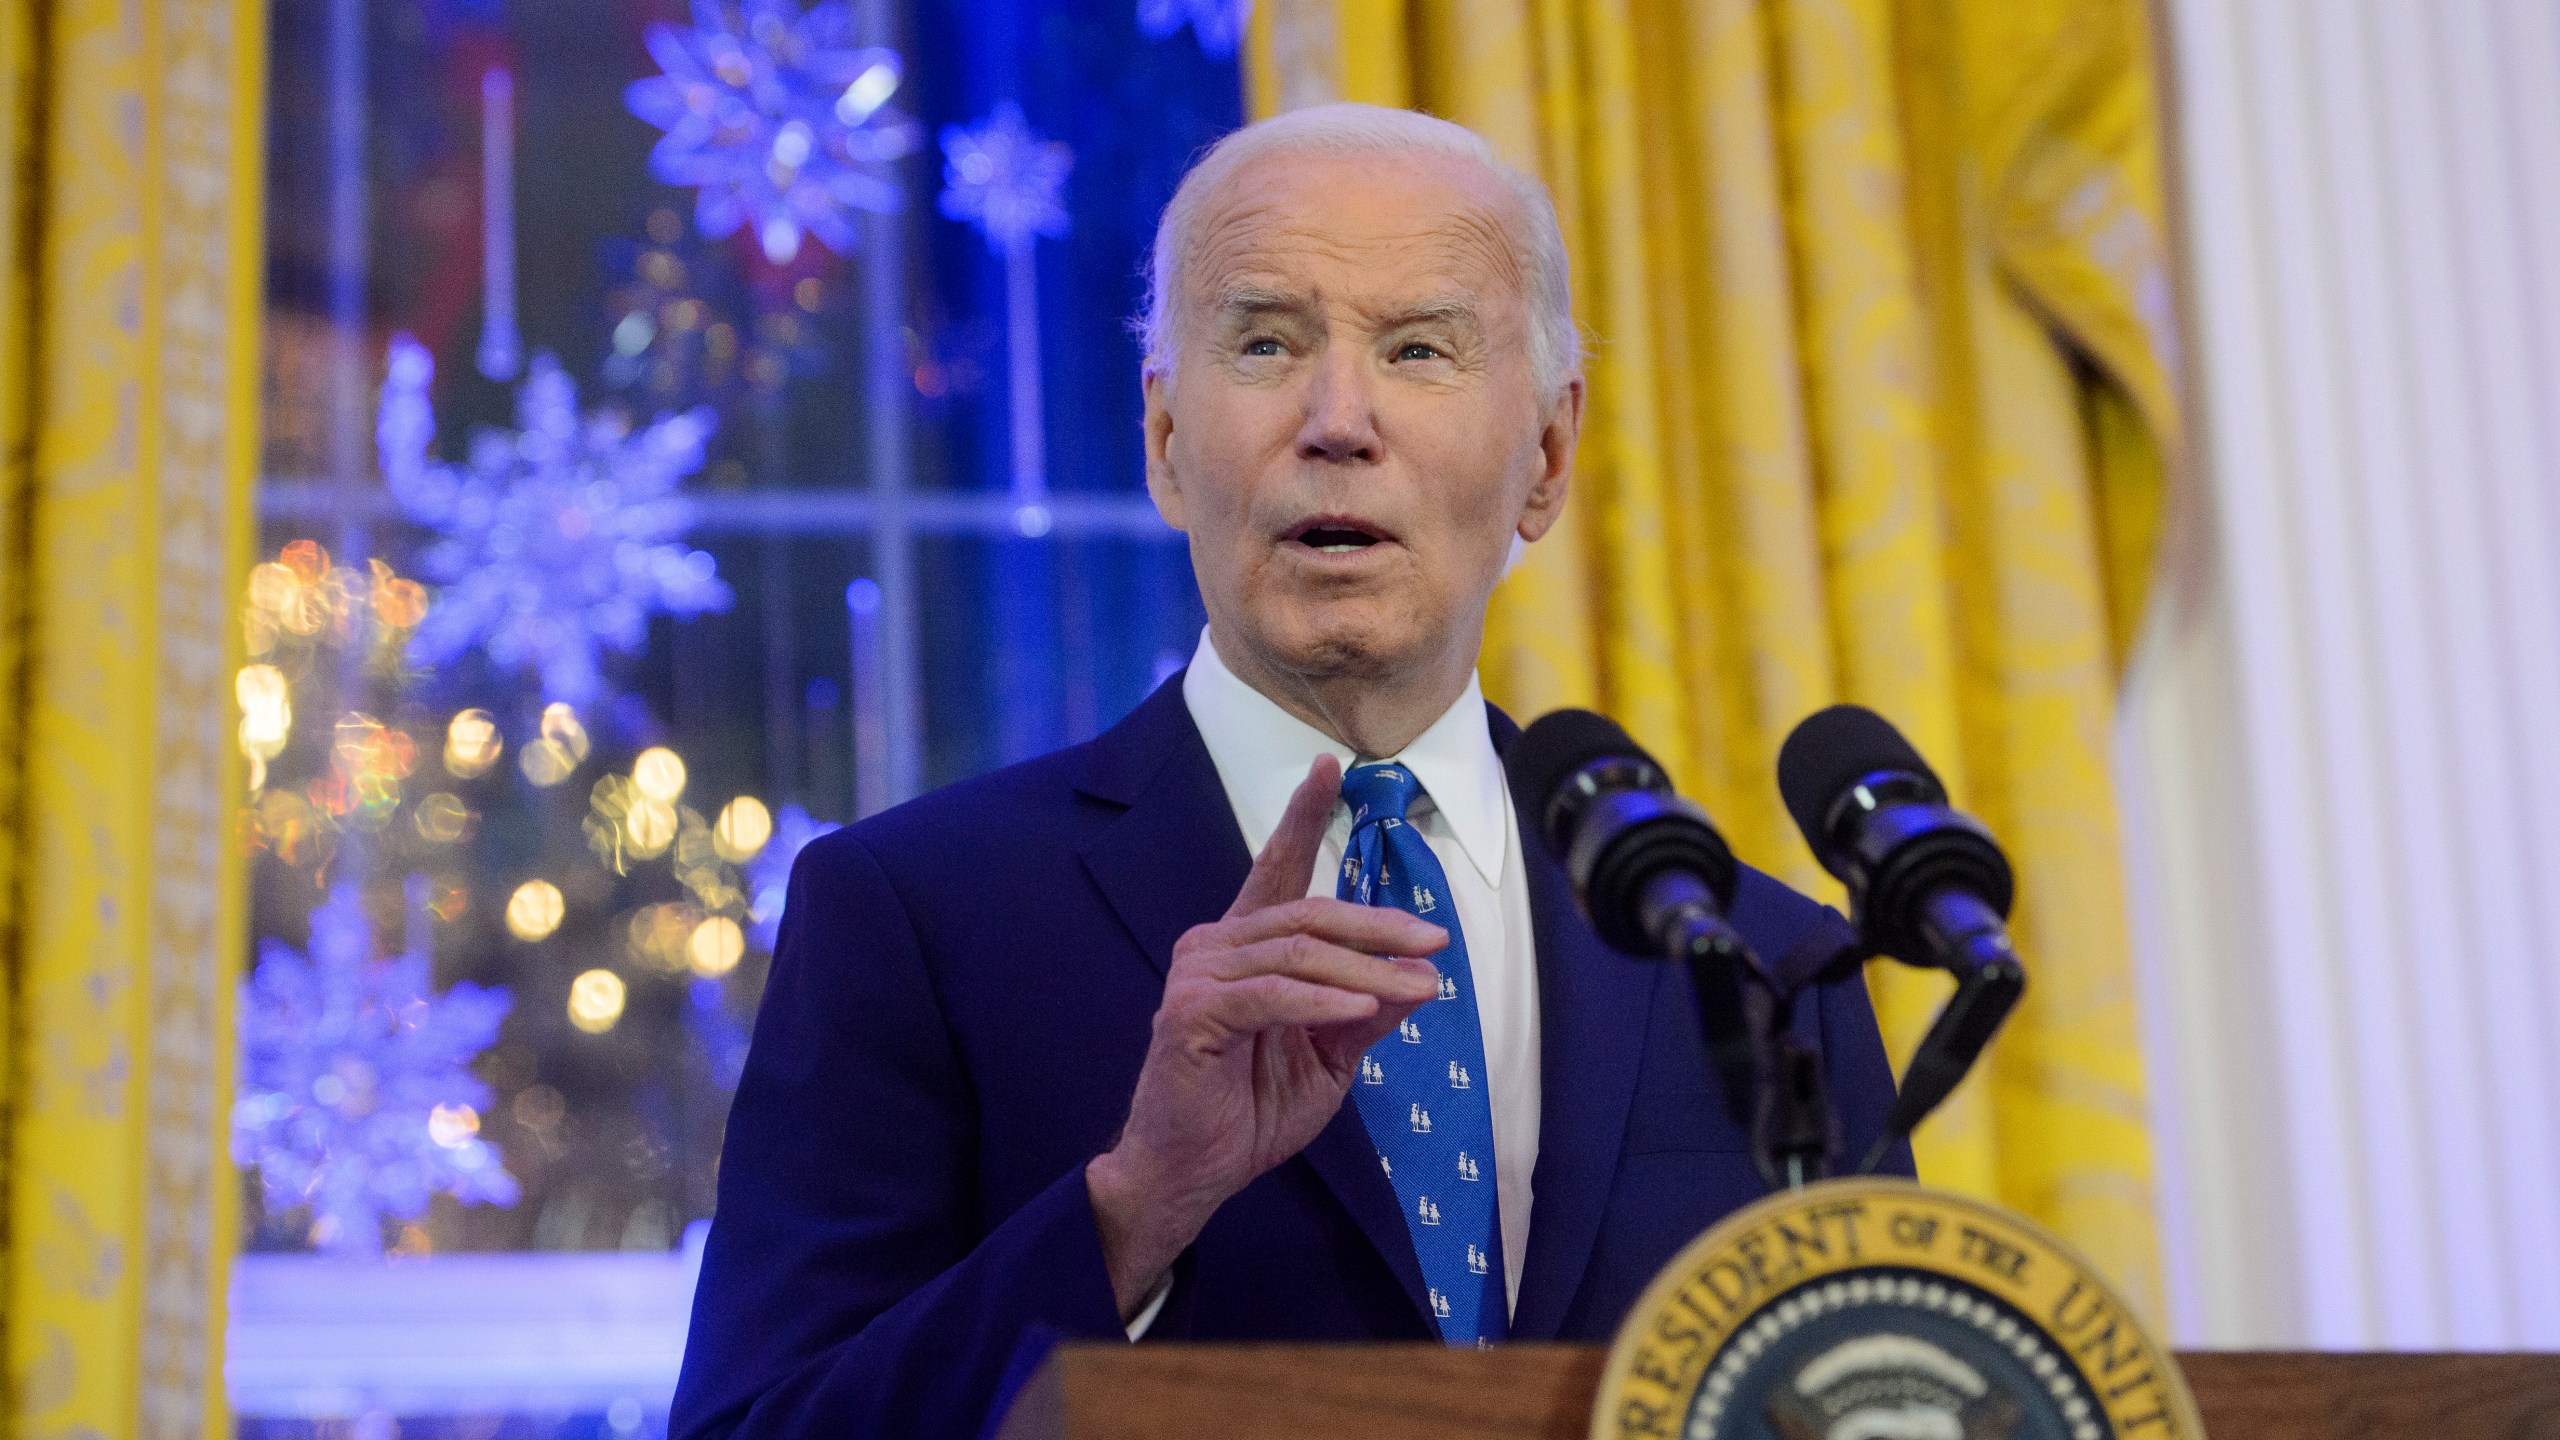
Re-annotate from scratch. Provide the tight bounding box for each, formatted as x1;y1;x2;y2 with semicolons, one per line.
670;677;1910;1439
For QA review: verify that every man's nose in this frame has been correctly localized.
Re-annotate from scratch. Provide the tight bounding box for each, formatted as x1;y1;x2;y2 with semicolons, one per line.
1295;342;1380;465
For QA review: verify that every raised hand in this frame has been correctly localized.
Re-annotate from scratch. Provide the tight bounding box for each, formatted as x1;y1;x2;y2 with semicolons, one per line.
1085;753;1446;1319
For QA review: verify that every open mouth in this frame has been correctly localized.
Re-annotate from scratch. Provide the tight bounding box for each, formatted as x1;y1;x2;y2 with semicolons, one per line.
1283;517;1392;555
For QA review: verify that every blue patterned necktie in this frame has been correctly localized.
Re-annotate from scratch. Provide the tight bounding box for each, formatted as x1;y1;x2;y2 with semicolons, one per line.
1337;761;1508;1345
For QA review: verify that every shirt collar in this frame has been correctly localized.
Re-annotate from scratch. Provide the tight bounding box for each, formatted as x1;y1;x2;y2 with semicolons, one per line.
1181;626;1510;889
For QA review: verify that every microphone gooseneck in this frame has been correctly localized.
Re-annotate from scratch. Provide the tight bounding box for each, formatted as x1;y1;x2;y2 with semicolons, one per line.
1775;705;2027;1172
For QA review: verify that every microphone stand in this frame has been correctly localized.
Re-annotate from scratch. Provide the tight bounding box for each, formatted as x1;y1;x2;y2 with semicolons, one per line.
1770;918;2025;1177
1852;916;2023;1176
1644;875;1834;1191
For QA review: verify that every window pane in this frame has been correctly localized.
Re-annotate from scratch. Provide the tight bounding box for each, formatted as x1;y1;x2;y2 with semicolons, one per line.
237;0;1235;1428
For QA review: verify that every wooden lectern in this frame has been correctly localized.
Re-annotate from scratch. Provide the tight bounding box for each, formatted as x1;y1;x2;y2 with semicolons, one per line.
992;1344;2560;1440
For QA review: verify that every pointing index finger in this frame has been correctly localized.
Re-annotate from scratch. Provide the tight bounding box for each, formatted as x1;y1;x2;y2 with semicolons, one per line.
1227;753;1342;918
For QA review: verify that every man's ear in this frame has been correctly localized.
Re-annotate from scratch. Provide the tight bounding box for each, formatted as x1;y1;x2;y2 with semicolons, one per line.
1142;367;1188;532
1515;374;1583;543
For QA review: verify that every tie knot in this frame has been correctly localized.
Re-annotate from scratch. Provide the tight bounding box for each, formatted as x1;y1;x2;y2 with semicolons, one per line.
1341;762;1424;830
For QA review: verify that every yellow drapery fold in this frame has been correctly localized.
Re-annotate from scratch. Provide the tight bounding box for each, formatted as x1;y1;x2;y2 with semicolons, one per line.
2;3;263;1438
1250;0;2174;1316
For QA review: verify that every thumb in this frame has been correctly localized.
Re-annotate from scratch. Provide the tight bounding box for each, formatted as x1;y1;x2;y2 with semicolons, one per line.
1227;753;1342;918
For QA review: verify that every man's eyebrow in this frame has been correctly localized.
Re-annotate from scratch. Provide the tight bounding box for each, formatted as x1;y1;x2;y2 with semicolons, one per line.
1203;286;1485;331
1370;294;1485;330
1209;284;1315;321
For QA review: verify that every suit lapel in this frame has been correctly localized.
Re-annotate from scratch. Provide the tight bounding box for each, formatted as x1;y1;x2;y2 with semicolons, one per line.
1074;680;1250;979
1494;709;1663;1340
1074;678;1435;1328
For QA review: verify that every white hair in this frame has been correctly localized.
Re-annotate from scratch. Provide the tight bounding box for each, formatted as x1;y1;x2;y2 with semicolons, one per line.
1140;103;1580;397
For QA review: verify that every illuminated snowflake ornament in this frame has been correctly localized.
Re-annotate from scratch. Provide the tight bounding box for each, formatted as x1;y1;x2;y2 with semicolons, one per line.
233;882;518;1256
379;335;731;707
743;802;839;952
942;103;1073;523
1137;0;1250;57
624;0;921;264
939;101;1074;254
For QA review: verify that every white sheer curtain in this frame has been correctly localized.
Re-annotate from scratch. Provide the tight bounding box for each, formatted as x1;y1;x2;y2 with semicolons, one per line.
2127;0;2560;1349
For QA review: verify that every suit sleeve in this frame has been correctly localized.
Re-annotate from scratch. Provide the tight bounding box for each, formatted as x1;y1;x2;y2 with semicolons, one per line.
668;832;1128;1440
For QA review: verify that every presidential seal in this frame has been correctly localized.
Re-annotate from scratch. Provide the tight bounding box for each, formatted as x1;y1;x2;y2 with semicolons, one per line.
1591;1179;2203;1440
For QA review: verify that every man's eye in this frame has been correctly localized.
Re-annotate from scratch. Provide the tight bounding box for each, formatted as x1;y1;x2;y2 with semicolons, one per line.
1242;337;1285;357
1394;342;1444;362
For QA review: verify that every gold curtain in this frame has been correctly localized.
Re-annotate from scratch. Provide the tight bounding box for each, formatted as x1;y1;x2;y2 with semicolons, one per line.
1248;0;2176;1315
2;3;264;1438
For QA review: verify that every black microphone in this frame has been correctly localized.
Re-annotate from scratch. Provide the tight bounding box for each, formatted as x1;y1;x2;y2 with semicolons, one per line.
1777;705;2018;978
1776;705;2025;1171
1512;709;1831;1185
1505;709;1744;963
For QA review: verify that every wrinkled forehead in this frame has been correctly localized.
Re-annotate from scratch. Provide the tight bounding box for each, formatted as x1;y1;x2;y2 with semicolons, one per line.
1181;150;1532;321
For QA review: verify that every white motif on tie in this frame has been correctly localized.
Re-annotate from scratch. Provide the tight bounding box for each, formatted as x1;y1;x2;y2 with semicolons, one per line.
1412;885;1437;914
1399;1018;1422;1043
1457;1152;1480;1182
1360;1055;1385;1085
1467;1243;1489;1275
1430;1288;1452;1319
1417;1195;1440;1226
1409;1102;1432;1133
1380;1154;1392;1177
1437;974;1457;1001
1447;1062;1470;1090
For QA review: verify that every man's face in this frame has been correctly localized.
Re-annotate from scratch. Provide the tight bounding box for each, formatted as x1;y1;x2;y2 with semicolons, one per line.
1144;148;1580;695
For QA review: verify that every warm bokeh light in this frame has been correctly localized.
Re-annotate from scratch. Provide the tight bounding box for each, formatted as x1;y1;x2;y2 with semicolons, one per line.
688;915;745;977
279;538;328;584
426;1102;481;1149
242;540;339;651
240;543;433;664
625;796;678;858
444;708;503;777
425;878;470;922
567;968;627;1034
521;704;591;787
243;560;302;653
541;702;592;760
632;746;688;802
624;901;703;973
713;795;773;863
519;738;577;786
414;793;472;844
243;789;327;866
505;879;565;941
333;714;417;773
371;563;429;631
329;714;416;831
585;776;639;868
237;664;292;754
237;664;293;791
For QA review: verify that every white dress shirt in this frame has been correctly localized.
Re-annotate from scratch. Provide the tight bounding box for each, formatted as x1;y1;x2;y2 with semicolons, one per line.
1181;626;1543;1315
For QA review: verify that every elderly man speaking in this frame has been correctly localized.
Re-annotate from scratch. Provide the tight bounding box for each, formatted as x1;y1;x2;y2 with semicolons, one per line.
670;103;1907;1439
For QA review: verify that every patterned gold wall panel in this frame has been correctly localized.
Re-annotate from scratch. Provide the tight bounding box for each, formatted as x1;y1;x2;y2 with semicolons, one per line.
1247;0;2172;1321
4;3;261;1438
